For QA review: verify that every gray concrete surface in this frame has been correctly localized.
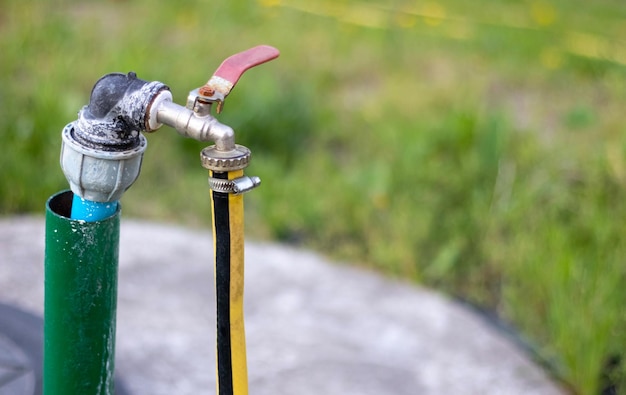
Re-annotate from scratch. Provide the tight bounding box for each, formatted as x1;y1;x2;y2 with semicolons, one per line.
0;216;566;395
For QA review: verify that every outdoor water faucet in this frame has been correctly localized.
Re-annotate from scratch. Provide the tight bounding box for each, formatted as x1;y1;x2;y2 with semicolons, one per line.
60;45;279;203
49;45;280;394
147;44;279;177
147;44;280;154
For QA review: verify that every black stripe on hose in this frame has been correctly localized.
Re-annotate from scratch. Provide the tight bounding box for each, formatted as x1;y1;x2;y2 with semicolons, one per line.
212;171;233;395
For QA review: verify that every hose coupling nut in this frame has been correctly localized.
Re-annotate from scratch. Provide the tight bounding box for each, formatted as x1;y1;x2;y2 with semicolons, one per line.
200;144;251;171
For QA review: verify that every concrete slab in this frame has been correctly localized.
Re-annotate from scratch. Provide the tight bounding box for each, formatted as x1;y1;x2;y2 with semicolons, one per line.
0;216;566;395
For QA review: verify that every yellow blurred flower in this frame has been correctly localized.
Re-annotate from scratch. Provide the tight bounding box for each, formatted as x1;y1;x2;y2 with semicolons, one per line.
420;2;446;27
259;0;281;8
531;1;557;26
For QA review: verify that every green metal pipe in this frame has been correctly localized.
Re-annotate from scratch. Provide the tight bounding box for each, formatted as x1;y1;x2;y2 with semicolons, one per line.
44;190;120;395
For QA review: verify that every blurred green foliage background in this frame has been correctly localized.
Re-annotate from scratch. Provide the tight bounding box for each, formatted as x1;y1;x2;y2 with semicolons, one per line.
1;0;626;393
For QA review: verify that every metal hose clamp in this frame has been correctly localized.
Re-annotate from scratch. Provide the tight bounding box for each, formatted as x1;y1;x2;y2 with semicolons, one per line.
208;175;261;195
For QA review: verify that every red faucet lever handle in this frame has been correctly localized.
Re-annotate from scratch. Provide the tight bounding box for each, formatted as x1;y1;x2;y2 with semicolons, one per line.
214;45;280;86
198;45;280;113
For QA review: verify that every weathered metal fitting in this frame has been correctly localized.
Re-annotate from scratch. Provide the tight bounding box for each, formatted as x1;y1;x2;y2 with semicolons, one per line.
61;122;147;202
146;89;173;132
208;175;261;194
200;144;251;171
74;72;168;150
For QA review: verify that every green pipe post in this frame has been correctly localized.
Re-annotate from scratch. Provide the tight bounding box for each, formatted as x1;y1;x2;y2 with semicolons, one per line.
44;190;120;395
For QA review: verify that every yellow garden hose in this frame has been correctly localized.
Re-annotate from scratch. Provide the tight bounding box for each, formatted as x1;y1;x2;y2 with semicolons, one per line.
210;169;248;395
197;44;278;395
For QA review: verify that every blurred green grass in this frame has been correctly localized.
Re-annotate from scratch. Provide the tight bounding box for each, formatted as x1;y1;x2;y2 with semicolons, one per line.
2;0;626;393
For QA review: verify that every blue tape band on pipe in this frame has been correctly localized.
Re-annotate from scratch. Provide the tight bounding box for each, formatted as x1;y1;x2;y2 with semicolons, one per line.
71;194;118;222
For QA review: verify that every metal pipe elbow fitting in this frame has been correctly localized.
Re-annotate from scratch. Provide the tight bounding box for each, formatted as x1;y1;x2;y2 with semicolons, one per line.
61;72;168;202
75;72;168;150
